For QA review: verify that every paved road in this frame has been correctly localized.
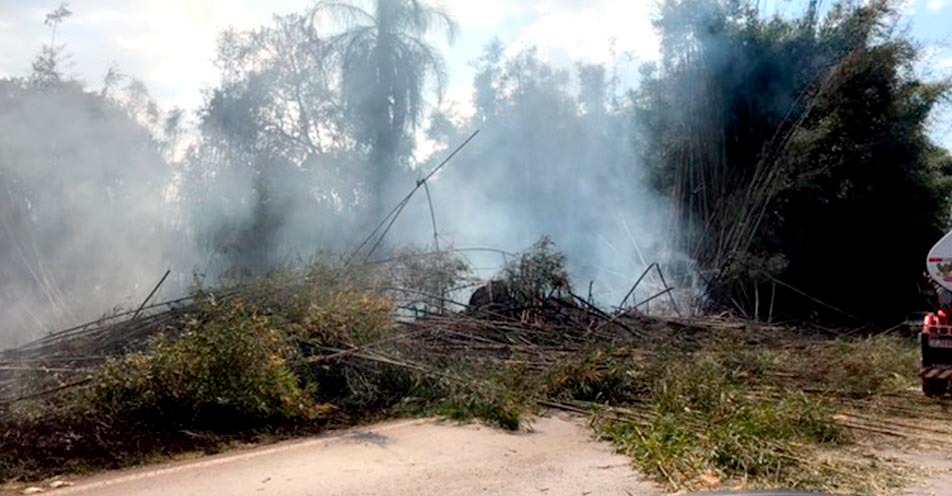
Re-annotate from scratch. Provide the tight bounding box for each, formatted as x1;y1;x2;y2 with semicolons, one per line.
14;415;657;496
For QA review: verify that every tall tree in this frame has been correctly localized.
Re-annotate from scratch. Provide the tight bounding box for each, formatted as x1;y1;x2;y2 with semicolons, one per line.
186;14;367;275
636;0;952;323
0;3;189;346
30;2;72;87
311;0;457;220
0;75;180;345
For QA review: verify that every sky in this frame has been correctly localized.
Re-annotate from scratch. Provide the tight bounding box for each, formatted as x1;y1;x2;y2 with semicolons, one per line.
0;0;950;145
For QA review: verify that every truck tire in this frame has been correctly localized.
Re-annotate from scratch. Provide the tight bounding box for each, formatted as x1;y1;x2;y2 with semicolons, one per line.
923;377;948;397
923;378;936;397
922;334;935;368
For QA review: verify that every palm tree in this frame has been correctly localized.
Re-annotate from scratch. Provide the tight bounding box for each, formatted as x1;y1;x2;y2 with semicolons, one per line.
311;0;457;220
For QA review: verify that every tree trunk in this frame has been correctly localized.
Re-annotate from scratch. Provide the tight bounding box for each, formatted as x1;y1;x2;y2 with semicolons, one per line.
370;132;396;223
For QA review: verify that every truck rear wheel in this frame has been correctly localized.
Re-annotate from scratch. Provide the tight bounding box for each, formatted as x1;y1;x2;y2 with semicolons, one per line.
923;377;948;397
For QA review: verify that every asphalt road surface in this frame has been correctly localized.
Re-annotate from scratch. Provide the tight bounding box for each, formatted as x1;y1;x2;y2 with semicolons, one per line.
19;414;658;496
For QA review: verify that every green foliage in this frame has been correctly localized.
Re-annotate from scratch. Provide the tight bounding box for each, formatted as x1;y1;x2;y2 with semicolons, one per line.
0;283;923;491
592;355;850;491
390;247;473;314
782;336;918;398
90;302;318;431
638;0;952;324
428;380;526;431
816;337;919;397
545;332;918;492
545;351;642;404
717;334;919;399
292;290;394;344
502;237;571;304
0;275;405;480
408;363;538;431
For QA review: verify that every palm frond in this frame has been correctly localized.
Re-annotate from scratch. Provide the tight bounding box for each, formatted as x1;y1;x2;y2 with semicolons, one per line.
311;1;375;31
314;0;458;161
400;34;448;98
418;3;459;44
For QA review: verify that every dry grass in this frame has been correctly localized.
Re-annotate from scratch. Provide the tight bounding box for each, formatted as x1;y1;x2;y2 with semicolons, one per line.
539;333;922;494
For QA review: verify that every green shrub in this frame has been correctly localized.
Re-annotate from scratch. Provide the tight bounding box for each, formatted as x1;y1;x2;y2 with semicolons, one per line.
280;288;403;413
502;236;571;304
390;247;473;314
291;290;394;347
90;302;319;431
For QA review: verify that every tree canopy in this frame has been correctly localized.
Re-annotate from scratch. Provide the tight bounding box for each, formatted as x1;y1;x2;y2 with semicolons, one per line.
635;0;952;323
0;75;184;344
2;0;951;347
186;1;458;274
312;0;458;218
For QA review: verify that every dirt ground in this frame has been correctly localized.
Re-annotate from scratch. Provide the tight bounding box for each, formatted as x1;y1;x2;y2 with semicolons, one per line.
8;408;952;496
3;413;658;496
850;393;952;496
890;448;952;496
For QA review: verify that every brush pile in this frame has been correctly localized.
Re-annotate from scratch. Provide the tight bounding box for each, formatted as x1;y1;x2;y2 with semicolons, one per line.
0;239;617;404
0;240;944;495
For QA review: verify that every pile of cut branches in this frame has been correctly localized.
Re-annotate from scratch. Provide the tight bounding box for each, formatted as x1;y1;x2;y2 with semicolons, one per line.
0;242;937;495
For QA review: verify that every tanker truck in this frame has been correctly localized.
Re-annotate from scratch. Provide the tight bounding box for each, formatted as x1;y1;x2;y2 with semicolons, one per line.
921;231;952;396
